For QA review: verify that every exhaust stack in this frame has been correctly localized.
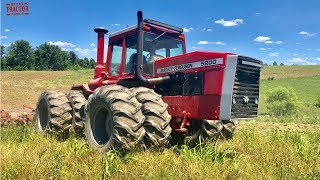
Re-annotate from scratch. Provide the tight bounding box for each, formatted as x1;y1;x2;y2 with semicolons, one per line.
94;27;108;78
135;11;170;84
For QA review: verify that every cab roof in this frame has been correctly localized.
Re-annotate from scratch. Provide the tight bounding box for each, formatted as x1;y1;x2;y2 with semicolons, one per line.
109;19;183;38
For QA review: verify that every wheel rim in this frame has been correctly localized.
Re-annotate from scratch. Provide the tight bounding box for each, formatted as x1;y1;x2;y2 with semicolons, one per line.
91;105;113;146
38;99;49;131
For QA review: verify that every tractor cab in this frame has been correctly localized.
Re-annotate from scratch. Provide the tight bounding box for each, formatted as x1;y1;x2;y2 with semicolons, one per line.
106;19;186;78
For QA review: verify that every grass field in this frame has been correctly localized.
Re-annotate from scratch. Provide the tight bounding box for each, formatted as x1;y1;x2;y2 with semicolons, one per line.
1;65;320;179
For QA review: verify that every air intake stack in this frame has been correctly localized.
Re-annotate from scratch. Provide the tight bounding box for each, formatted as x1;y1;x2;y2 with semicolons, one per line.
94;27;108;78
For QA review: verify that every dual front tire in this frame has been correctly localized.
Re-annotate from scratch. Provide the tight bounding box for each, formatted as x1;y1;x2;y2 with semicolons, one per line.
84;85;146;152
85;86;172;152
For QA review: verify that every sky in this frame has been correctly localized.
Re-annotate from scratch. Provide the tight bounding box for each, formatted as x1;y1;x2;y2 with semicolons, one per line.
1;0;320;65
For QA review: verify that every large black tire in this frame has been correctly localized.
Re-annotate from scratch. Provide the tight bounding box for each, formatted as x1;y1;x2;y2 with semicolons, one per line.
221;119;237;139
85;85;145;153
35;91;72;135
68;91;87;135
184;120;223;147
131;87;172;147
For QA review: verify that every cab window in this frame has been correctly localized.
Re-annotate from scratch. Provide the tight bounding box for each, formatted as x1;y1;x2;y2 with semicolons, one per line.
109;39;123;76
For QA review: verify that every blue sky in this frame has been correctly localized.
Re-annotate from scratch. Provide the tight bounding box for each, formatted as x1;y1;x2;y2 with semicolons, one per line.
1;0;319;65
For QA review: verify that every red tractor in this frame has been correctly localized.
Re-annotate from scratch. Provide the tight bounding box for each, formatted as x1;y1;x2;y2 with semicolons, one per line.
35;11;262;152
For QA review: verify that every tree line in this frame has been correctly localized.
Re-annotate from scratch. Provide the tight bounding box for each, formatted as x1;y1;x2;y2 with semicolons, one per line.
1;40;96;71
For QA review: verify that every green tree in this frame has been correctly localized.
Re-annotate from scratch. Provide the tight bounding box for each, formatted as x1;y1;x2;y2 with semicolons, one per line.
280;63;284;66
1;45;6;68
0;45;4;58
34;43;69;70
89;58;96;68
6;40;35;70
79;57;90;68
273;61;278;66
68;51;79;65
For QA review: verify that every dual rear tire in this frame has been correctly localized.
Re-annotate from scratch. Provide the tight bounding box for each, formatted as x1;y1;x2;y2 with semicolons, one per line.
173;119;237;147
34;91;73;136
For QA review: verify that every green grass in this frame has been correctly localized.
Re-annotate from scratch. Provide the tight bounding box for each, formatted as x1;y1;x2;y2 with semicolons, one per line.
260;76;320;104
257;76;320;124
1;124;320;179
1;69;92;109
261;65;320;80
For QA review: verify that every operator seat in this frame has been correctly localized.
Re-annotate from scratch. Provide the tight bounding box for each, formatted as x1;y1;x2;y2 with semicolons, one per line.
149;54;164;62
125;53;147;74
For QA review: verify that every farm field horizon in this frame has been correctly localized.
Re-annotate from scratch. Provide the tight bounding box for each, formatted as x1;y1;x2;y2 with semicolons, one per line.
1;65;320;179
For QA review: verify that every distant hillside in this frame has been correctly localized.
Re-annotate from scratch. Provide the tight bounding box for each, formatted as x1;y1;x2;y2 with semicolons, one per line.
261;65;320;79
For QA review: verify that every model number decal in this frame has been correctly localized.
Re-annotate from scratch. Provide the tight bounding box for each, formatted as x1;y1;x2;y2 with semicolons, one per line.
157;58;223;74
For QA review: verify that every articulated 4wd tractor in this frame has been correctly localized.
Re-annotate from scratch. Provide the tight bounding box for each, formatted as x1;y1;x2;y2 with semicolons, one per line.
35;11;262;152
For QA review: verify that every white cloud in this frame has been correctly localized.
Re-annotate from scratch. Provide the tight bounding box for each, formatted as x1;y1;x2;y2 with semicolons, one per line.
293;53;297;56
4;29;10;32
254;36;282;44
255;13;261;15
316;58;320;61
114;24;120;26
298;31;316;37
286;57;317;65
198;41;209;44
316;49;320;52
74;48;91;56
0;36;8;39
214;42;226;45
183;27;194;32
259;48;267;51
201;28;213;32
48;41;75;47
269;53;279;57
214;18;243;27
90;43;95;47
232;48;237;51
287;58;306;63
1;43;11;47
254;36;271;42
197;41;226;45
61;48;69;51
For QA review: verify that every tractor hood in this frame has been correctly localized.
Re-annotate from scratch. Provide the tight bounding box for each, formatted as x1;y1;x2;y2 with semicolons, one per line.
153;51;236;77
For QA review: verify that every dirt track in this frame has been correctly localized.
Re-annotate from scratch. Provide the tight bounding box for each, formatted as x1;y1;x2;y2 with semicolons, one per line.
0;107;34;126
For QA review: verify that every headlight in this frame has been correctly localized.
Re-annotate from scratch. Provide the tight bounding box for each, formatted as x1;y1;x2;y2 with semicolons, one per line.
232;97;236;104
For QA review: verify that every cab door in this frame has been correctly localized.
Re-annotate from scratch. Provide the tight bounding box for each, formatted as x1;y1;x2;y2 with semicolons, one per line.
107;39;124;79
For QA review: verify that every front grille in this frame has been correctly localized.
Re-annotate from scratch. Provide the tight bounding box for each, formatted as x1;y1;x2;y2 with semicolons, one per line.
231;56;262;119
